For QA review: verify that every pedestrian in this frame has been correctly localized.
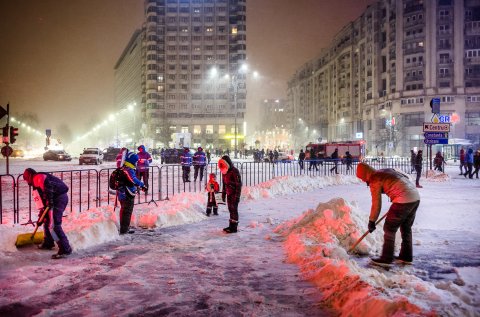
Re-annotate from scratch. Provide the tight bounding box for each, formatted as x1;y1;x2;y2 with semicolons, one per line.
23;168;72;259
193;146;207;182
410;149;416;173
136;145;152;192
464;148;474;178
205;173;220;216
433;151;446;172
459;147;466;175
218;155;242;233
345;151;353;171
206;149;211;164
309;150;319;171
160;148;165;164
414;149;423;188
117;152;147;234
473;150;480;179
298;149;305;170
330;148;339;174
273;149;279;163
356;162;420;267
268;150;274;164
180;147;192;182
116;147;128;168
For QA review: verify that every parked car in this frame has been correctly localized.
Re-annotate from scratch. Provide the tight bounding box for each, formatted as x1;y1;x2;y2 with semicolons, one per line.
79;148;104;165
43;150;72;161
9;148;25;158
103;147;121;162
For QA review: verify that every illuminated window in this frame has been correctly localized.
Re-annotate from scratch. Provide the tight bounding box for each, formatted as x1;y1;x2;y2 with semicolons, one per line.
218;125;226;134
193;125;202;134
181;126;189;133
231;27;238;35
206;125;214;134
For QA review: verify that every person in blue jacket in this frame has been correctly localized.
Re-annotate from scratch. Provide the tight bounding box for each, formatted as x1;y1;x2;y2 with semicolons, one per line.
117;152;146;234
23;168;72;259
193;146;207;182
136;145;153;192
180;147;193;182
464;148;474;178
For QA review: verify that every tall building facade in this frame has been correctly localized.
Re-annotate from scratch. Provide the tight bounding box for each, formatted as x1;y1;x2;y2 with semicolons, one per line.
115;0;247;150
287;0;480;158
114;29;143;147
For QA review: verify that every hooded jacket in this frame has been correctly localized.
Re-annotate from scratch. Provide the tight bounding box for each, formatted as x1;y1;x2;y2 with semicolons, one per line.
466;148;474;164
219;155;242;201
137;145;153;172
356;163;420;222
118;153;144;200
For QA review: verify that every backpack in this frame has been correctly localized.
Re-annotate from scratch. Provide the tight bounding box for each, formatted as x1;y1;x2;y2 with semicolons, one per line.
109;168;133;190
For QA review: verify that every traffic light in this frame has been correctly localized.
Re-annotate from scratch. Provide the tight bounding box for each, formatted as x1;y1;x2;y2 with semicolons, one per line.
2;126;8;137
9;126;18;144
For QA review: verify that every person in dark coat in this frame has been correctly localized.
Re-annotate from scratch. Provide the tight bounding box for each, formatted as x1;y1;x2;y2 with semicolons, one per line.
180;147;193;182
136;145;153;191
433;151;446;172
309;150;319;171
345;151;353;171
473;150;480;179
459;147;466;175
117;152;146;234
356;163;420;267
218;155;242;233
410;149;416;173
414;150;423;188
193;146;207;182
23;168;72;259
298;149;305;170
330;148;339;174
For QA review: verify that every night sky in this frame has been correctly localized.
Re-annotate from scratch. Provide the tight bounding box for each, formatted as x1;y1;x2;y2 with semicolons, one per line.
0;0;375;138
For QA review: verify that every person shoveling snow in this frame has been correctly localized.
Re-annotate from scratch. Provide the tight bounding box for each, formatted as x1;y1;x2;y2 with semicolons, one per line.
355;162;420;267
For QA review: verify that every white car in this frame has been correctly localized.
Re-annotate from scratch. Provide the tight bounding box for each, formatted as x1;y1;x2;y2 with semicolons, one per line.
79;148;104;165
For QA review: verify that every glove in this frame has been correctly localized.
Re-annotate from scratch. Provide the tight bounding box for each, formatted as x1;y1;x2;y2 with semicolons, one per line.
140;185;148;193
368;220;376;233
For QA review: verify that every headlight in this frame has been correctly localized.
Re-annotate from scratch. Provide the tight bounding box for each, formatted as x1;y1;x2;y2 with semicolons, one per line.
59;156;63;159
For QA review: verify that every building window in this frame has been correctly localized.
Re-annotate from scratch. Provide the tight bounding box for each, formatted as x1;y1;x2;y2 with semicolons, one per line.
218;125;226;134
206;125;214;134
404;112;424;127
466;112;480;126
193;125;202;134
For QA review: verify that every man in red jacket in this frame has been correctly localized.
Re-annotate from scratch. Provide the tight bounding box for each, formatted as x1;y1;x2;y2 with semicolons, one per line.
218;155;242;233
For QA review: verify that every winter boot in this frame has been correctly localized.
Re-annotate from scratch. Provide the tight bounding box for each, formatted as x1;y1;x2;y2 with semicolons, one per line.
206;207;211;217
223;220;238;233
213;207;218;216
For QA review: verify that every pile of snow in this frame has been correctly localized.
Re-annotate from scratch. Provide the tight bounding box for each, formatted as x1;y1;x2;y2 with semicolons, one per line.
424;170;450;182
274;198;477;316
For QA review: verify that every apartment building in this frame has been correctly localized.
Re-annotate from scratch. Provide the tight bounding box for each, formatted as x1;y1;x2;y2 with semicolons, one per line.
115;0;247;151
287;0;480;157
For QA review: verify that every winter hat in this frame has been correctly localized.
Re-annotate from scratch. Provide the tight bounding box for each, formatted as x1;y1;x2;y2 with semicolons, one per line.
356;162;375;183
125;152;139;166
23;168;37;186
198;146;203;151
218;159;230;175
138;145;145;152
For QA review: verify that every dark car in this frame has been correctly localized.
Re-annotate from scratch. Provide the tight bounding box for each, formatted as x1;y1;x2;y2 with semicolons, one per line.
103;147;121;162
43;150;72;161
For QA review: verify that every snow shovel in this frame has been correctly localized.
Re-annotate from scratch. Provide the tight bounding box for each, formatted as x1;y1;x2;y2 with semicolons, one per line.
15;207;49;248
348;212;388;254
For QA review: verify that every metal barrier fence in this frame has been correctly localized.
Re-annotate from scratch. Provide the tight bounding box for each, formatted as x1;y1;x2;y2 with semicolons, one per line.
0;159;427;225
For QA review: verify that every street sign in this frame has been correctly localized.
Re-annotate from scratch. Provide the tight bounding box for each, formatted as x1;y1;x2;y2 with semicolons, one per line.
424;138;448;145
423;123;450;132
430;98;440;113
424;132;448;139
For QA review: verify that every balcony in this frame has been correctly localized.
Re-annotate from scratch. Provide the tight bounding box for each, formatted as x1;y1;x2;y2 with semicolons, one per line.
465;57;480;65
404;4;424;14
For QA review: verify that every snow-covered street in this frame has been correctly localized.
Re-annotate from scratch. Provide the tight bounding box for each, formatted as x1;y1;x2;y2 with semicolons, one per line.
0;166;479;316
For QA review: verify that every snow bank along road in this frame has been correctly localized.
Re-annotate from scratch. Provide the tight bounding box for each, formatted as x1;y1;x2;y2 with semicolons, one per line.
0;170;479;316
